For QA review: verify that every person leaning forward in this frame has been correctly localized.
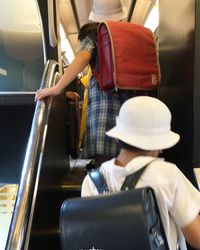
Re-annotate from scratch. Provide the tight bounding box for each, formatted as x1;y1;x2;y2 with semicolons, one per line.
81;96;200;250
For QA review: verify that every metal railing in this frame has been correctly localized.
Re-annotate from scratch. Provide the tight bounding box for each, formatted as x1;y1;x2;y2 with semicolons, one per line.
6;60;58;250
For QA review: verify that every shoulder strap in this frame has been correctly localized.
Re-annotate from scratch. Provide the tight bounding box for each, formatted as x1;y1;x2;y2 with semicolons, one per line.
89;169;109;194
87;34;99;73
121;164;149;191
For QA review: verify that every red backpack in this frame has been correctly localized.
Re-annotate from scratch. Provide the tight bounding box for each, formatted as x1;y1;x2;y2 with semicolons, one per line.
93;21;160;92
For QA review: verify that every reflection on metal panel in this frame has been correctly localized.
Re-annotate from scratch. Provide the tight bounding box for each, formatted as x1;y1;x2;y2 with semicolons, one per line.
159;0;196;186
0;0;44;92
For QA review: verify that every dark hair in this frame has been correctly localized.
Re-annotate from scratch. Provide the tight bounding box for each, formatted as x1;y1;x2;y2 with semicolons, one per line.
118;140;143;152
78;22;99;42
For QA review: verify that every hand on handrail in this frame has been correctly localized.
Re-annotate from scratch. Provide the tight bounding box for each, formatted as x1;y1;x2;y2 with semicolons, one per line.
35;85;61;101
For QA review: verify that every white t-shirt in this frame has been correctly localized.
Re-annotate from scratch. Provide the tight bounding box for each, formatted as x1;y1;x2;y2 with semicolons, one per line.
81;156;200;250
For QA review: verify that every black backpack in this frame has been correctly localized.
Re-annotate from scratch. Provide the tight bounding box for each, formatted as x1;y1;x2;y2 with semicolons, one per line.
60;165;169;250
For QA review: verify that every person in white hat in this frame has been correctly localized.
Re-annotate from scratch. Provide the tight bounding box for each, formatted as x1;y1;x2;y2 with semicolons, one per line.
81;96;200;250
89;0;128;22
35;0;135;168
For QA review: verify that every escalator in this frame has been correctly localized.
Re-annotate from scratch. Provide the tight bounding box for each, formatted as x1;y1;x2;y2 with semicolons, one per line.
0;1;87;249
28;168;86;250
2;60;86;250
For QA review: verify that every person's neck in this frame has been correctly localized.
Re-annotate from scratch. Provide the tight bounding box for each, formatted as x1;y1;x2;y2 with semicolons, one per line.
115;149;160;167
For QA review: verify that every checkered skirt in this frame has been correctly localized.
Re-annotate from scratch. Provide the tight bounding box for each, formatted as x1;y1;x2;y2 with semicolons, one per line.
82;78;135;158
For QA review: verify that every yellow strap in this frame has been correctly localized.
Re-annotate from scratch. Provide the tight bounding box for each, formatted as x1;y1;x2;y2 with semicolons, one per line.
79;66;92;147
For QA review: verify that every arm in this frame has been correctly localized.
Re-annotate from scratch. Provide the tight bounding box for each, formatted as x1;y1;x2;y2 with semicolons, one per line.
182;214;200;249
35;50;92;100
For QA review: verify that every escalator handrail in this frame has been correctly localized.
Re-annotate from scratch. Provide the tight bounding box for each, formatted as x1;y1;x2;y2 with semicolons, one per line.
6;59;59;250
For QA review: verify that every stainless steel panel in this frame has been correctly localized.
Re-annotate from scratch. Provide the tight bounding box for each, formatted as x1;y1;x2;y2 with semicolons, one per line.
159;0;197;186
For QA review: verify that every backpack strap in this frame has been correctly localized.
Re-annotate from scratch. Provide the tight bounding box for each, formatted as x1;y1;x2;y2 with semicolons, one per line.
89;169;109;194
121;163;149;191
87;35;99;81
89;161;153;193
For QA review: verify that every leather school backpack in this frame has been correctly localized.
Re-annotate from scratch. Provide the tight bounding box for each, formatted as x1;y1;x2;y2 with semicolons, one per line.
93;21;160;91
60;165;169;250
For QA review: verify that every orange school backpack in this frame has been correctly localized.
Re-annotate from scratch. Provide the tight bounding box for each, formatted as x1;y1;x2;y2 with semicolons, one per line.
94;21;160;92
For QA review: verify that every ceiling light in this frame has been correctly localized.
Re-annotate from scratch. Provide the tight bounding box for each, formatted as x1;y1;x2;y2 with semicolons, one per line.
144;0;159;32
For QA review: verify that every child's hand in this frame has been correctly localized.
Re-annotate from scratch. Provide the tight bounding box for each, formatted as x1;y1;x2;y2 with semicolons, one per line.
66;91;80;100
35;85;62;101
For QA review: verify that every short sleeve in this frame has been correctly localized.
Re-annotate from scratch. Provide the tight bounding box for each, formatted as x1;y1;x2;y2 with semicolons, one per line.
170;167;200;228
79;36;96;55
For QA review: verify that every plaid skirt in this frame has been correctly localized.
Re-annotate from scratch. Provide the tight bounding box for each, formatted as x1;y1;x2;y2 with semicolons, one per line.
82;78;136;158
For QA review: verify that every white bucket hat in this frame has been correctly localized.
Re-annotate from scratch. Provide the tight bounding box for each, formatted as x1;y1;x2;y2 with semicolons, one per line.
106;96;180;151
89;0;128;22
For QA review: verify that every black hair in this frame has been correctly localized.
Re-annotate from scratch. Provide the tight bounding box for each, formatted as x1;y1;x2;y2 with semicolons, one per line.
118;140;143;152
78;22;99;42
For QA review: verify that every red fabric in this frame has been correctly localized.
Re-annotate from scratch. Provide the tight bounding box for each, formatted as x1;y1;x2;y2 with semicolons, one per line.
98;21;160;91
97;24;114;91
